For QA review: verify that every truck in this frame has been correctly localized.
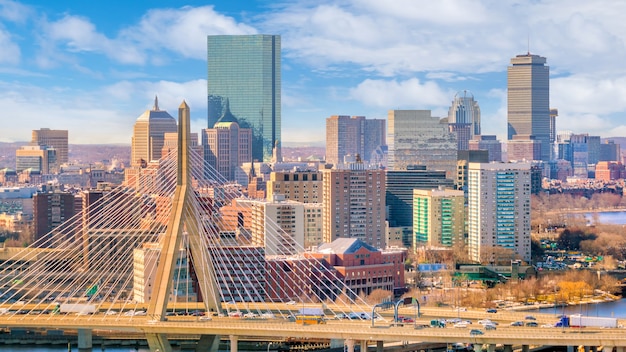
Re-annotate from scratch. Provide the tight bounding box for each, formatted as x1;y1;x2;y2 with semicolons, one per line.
556;314;618;328
295;308;325;325
59;303;96;315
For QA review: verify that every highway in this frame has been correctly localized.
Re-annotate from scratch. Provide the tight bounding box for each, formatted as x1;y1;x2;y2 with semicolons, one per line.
1;307;626;348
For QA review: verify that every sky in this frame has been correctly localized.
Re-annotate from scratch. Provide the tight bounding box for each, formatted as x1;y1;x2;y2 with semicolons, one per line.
1;0;626;146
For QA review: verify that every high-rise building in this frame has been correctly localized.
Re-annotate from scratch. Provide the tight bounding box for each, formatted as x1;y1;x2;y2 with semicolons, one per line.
507;135;542;161
202;106;253;181
469;135;502;162
448;91;481;151
266;170;322;203
467;162;531;263
385;166;453;244
507;53;550;161
325;115;386;165
413;188;465;247
131;97;177;167
322;163;386;248
32;128;68;167
600;140;621;162
387;110;457;177
33;185;77;246
207;34;281;162
15;145;56;174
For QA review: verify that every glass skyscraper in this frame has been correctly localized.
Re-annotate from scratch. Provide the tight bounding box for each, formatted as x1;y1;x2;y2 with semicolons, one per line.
207;35;281;162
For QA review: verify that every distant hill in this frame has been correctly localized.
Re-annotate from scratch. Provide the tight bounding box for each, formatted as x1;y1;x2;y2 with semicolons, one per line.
0;142;130;170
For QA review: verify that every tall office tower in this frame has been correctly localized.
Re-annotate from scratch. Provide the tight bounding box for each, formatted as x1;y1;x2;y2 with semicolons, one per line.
15;145;56;174
33;185;76;247
131;97;177;167
202;109;253;181
448;90;481;150
550;108;558;159
467;162;531;263
468;135;502;162
387;110;457;177
32;128;68;167
507;53;550;161
207;34;281;162
266;170;322;203
322;163;386;248
413;188;465;247
385;166;453;247
325;115;386;165
600;140;621;162
456;150;489;196
569;133;601;178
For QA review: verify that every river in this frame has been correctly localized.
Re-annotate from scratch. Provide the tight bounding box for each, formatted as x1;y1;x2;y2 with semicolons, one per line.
534;297;626;318
585;211;626;225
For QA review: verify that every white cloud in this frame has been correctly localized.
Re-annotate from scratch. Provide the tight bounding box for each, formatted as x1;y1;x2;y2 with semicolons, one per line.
349;78;450;108
0;29;20;64
122;5;257;60
0;0;31;23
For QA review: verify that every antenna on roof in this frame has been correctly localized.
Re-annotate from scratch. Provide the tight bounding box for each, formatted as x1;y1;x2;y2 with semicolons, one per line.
527;33;530;55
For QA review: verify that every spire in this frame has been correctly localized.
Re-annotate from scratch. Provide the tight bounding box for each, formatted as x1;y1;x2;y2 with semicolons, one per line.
153;95;160;111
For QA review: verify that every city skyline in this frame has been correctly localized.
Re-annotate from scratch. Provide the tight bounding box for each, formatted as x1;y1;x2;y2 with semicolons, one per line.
1;1;626;145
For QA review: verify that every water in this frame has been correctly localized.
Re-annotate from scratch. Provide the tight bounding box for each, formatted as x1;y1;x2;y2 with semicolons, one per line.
535;297;626;318
585;211;626;225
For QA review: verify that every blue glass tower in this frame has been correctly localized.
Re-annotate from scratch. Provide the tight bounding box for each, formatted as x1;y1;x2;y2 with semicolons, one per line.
207;35;281;162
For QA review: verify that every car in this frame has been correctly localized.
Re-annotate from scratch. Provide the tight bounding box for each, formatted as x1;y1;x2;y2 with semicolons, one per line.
510;321;524;326
453;322;469;328
199;316;212;321
469;329;484;336
525;315;536;320
525;321;538;327
401;317;414;323
477;319;493;325
335;313;349;320
285;301;296;305
486;308;497;313
243;312;258;319
134;310;146;316
541;324;555;328
484;324;496;330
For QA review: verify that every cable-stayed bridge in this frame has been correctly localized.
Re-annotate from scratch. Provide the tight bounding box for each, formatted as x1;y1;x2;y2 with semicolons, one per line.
2;102;626;352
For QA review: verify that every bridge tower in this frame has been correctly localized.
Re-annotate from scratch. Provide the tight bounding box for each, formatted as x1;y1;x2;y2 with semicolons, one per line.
146;101;222;352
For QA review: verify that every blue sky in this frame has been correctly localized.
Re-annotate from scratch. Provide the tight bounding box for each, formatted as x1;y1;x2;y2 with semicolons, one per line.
1;0;626;145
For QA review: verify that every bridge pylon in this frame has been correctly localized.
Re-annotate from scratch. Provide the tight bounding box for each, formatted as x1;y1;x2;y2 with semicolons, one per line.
145;101;222;352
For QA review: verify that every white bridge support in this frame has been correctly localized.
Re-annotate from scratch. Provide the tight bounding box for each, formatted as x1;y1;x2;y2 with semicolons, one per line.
360;340;368;352
77;328;92;352
230;335;238;352
145;101;222;352
345;339;355;352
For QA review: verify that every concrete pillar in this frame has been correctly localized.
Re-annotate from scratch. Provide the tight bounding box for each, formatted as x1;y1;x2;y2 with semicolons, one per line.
346;339;355;352
567;346;575;352
603;346;614;352
230;335;238;352
77;329;92;352
474;344;483;352
522;345;529;352
503;345;513;352
487;344;495;352
614;347;623;352
585;346;591;352
591;347;597;352
376;340;384;352
360;340;368;352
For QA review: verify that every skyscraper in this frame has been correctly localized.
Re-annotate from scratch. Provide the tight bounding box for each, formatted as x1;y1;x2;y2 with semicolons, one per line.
325;115;386;165
322;163;386;248
448;91;481;151
413;188;465;248
32;128;68;170
131;97;177;167
467;162;531;263
507;53;550;161
207;35;281;162
387;110;457;177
